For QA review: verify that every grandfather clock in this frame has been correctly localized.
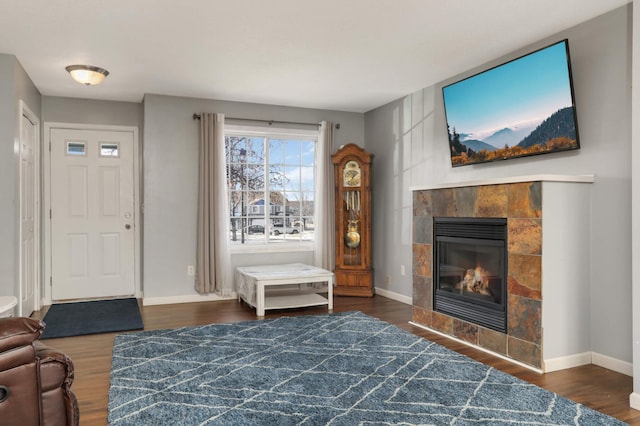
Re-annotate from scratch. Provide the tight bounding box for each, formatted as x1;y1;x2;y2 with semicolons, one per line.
332;144;374;297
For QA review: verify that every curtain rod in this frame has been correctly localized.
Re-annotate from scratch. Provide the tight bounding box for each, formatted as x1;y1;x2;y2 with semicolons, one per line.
192;113;340;129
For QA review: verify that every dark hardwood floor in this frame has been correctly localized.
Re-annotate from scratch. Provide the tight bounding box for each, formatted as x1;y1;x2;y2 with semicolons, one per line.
32;295;640;425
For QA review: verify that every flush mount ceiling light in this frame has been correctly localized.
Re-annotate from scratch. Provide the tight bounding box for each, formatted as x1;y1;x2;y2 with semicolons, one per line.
65;65;109;85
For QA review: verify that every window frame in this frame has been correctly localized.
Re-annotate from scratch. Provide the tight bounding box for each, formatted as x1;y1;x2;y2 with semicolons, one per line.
224;124;319;254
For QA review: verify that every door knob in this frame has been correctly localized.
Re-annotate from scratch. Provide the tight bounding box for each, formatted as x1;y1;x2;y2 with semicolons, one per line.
125;224;131;229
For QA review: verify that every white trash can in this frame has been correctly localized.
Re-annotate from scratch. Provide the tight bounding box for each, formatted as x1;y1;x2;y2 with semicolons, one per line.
0;296;18;318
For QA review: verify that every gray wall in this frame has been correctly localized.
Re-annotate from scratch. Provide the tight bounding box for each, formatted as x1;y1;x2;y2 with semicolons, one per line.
42;97;142;127
38;94;362;302
143;94;364;299
365;6;632;363
0;54;41;298
0;55;15;297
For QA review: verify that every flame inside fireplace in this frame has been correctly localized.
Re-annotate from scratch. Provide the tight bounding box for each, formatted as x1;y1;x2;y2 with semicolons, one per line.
456;266;494;296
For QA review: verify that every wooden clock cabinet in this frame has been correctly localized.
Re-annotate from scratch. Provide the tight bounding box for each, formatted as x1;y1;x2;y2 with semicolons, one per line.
332;143;373;297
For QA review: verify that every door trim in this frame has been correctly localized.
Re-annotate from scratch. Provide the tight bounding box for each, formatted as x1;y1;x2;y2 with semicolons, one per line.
18;101;40;316
43;123;141;305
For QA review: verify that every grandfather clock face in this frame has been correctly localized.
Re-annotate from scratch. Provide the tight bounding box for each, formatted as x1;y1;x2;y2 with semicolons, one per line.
342;160;361;188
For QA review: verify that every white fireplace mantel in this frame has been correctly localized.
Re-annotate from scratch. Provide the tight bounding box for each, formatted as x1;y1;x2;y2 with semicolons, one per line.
410;174;595;192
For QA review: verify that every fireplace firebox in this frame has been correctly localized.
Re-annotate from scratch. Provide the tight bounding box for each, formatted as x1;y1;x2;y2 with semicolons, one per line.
433;217;507;333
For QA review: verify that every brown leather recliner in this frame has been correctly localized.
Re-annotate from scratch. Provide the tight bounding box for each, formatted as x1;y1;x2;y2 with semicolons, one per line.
0;317;79;426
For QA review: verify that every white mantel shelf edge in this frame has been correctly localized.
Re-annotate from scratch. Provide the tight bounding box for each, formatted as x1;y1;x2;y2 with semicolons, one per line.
410;174;595;191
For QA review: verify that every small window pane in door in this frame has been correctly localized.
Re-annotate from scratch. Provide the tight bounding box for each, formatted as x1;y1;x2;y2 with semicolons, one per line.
100;143;119;157
66;142;86;156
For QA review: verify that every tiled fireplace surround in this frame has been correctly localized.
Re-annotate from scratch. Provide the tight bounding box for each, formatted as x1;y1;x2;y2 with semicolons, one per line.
412;176;593;370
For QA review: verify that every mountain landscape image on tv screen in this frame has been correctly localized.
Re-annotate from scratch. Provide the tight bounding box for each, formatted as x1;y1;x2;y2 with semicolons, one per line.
442;40;579;167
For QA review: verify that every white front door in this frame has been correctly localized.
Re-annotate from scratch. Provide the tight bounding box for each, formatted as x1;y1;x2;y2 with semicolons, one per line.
50;128;136;300
19;105;39;316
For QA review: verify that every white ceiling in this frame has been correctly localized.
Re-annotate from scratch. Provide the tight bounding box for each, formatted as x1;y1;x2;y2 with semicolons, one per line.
0;0;631;113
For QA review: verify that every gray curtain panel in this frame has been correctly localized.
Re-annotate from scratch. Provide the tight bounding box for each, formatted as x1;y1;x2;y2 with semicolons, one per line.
314;121;335;271
196;113;233;295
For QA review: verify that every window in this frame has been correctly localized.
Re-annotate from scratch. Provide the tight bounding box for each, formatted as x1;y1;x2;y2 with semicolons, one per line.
66;141;86;156
225;126;318;247
100;143;119;157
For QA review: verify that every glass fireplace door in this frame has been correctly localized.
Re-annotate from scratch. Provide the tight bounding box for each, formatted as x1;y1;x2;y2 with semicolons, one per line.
436;238;504;307
433;217;507;332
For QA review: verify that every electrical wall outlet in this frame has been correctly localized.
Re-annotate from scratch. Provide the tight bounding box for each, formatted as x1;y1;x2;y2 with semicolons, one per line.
187;265;195;276
400;265;406;276
386;275;391;285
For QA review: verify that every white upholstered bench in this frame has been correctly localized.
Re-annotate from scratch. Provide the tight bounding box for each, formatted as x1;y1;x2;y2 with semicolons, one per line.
236;263;334;317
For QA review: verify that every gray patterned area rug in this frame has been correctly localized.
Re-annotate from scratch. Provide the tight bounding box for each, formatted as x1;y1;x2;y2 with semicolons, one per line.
108;311;625;425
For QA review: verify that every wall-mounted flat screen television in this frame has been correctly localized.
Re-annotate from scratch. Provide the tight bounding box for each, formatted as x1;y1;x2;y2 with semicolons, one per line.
442;39;579;167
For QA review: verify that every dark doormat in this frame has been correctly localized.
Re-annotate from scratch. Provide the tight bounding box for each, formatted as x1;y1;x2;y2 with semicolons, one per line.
40;298;143;339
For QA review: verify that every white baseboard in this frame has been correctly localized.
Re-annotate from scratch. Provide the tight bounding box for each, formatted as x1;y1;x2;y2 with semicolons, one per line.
142;293;236;306
407;322;632;377
591;351;633;376
144;286;330;307
143;288;409;307
374;287;412;305
543;351;632;376
409;320;544;374
630;392;640;410
543;352;592;373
